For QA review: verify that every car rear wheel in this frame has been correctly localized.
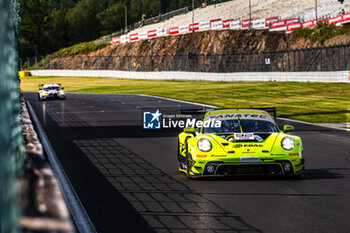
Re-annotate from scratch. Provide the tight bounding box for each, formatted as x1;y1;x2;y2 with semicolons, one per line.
185;142;192;179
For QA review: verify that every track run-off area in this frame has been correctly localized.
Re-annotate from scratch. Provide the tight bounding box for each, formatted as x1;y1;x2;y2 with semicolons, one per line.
24;92;350;233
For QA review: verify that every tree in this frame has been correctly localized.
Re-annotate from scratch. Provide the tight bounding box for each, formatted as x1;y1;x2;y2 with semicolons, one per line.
66;0;102;43
18;0;51;57
99;2;125;35
129;0;142;23
149;0;161;18
46;8;69;51
18;0;195;57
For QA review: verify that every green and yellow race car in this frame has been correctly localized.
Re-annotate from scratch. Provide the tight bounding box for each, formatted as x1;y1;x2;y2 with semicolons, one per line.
178;108;305;178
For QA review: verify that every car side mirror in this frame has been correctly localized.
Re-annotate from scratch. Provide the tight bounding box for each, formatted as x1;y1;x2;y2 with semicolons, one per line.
184;127;196;136
61;87;64;90
283;125;294;133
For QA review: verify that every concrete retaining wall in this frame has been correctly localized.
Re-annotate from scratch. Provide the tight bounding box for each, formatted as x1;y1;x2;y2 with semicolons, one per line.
31;70;350;83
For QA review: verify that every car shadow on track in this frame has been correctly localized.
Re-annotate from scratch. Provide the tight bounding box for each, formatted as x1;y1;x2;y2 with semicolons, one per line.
194;168;347;181
74;138;264;233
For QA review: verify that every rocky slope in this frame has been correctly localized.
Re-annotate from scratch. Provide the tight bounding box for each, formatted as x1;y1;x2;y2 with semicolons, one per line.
45;29;350;70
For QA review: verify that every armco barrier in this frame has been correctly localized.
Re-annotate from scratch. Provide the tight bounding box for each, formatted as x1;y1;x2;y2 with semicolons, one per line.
327;15;343;25
179;25;189;34
109;8;350;45
210;18;221;27
189;23;199;31
241;19;253;29
341;12;350;23
301;19;316;28
286;18;300;25
112;36;121;44
139;31;148;40
211;20;223;30
265;17;279;27
157;28;168;37
30;70;350;83
287;23;301;32
252;19;266;29
169;27;179;35
148;29;157;38
129;33;139;41
270;20;287;31
223;19;234;28
199;21;210;30
230;20;241;30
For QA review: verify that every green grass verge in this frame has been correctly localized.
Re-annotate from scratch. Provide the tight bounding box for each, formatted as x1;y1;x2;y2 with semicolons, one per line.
293;21;350;43
21;76;350;123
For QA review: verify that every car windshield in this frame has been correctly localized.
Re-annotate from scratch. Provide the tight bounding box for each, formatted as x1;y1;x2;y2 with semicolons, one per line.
203;119;279;134
44;86;60;91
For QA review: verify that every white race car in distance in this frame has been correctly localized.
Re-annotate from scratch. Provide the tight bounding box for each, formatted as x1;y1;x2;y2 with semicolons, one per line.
38;84;66;101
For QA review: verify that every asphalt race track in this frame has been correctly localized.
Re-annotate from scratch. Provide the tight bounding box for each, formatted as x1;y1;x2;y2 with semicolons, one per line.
24;92;350;233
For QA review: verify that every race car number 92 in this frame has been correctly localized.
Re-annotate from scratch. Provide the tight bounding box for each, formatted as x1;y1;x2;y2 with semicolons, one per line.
235;133;254;140
240;157;260;163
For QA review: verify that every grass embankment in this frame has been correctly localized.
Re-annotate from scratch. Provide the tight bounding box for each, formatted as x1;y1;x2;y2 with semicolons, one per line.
50;41;110;57
293;21;350;43
30;41;110;69
21;76;350;123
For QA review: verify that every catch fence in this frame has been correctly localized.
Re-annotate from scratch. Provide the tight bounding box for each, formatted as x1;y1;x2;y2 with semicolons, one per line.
95;7;189;44
22;44;350;72
1;1;25;233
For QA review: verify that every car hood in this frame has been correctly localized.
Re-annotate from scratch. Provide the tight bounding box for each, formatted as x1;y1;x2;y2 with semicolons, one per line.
207;133;281;154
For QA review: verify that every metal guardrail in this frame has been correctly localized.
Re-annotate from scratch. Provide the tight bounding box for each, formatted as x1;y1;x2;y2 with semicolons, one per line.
1;0;26;233
27;101;98;233
22;44;350;72
95;7;189;44
134;7;189;28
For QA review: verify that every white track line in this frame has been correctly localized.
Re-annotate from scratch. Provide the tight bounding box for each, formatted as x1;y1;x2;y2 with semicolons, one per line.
26;101;98;233
137;94;218;109
278;117;350;132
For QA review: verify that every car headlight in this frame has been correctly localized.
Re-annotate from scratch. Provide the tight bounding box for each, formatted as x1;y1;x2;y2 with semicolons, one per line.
281;137;295;151
197;138;212;152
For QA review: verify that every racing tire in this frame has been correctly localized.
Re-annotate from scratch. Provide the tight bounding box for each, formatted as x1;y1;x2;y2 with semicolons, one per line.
177;140;183;172
185;142;192;179
38;94;42;101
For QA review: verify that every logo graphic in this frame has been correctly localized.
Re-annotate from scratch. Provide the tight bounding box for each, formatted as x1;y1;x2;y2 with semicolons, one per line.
143;110;162;129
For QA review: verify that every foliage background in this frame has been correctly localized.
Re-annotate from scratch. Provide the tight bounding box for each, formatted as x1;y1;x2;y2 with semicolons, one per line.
19;0;213;57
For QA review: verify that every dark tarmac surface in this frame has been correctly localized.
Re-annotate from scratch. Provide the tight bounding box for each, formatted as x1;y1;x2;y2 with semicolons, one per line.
24;92;350;233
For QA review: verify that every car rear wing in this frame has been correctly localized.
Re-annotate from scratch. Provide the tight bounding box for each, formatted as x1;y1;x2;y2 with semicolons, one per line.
180;107;277;120
180;108;216;114
250;107;277;121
